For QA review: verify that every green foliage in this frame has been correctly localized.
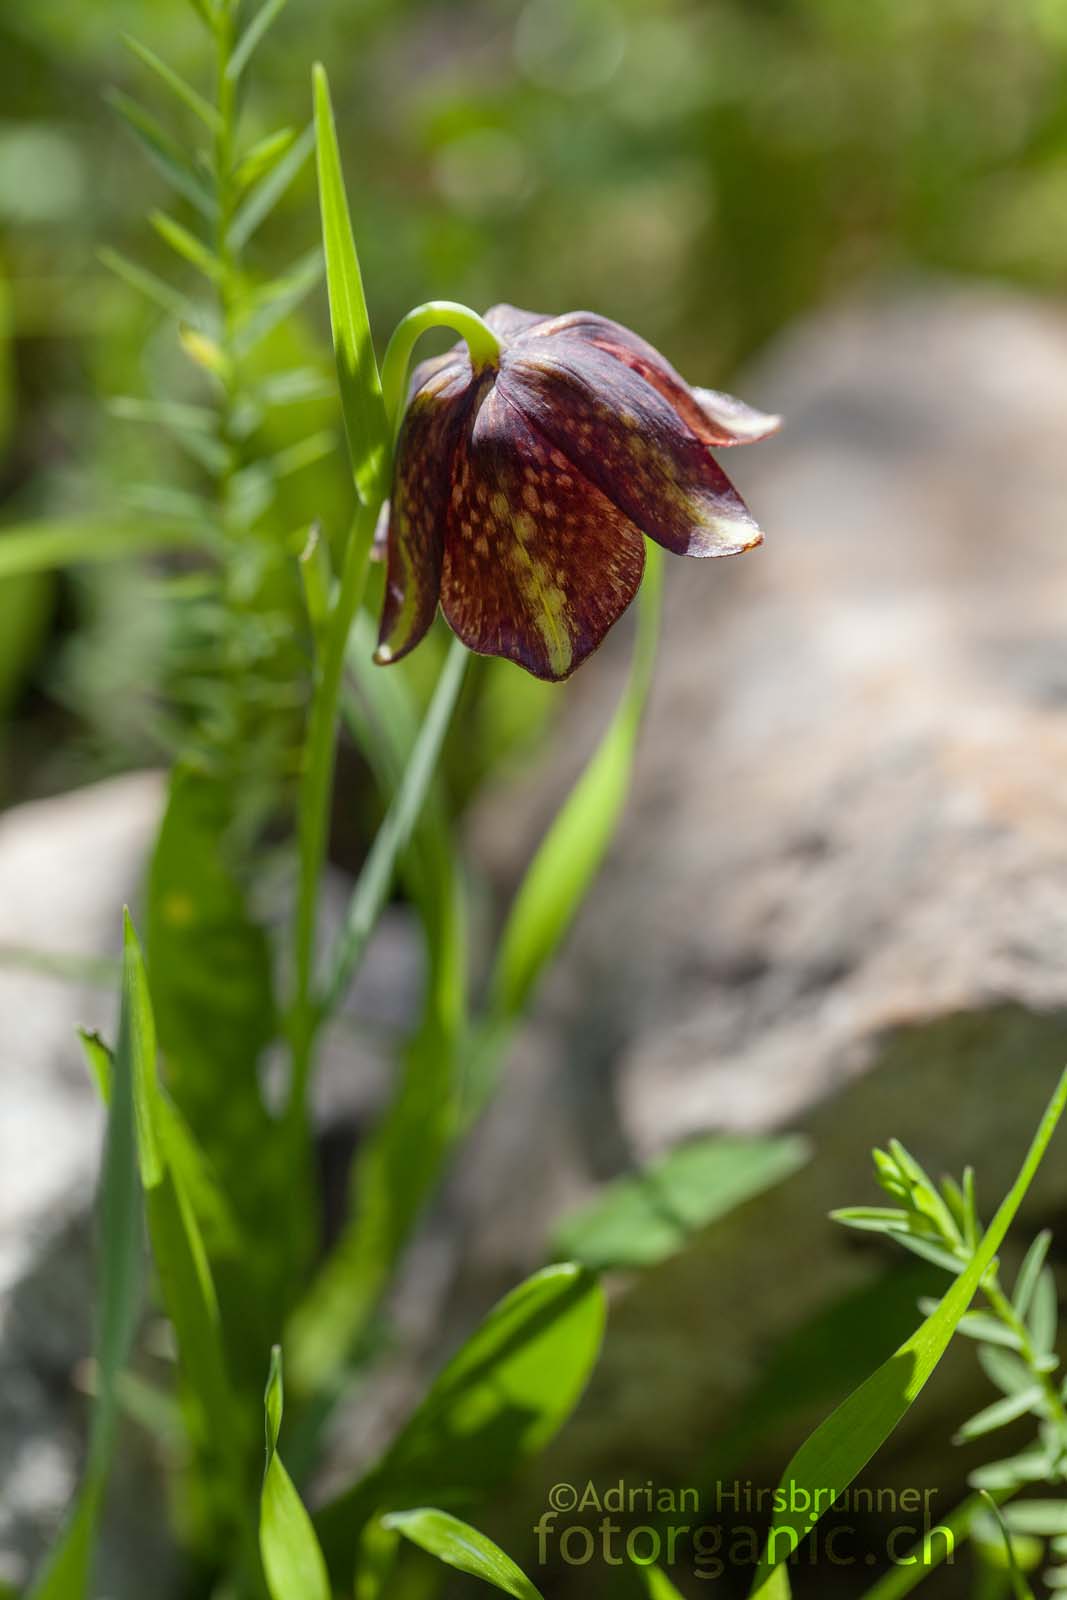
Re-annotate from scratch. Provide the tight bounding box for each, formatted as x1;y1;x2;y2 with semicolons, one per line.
752;1068;1067;1596
316;1264;606;1574
383;1509;544;1600
553;1133;810;1271
259;1348;331;1600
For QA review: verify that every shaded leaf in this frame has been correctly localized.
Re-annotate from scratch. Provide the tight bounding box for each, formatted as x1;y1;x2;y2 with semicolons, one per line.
260;1347;331;1600
555;1134;810;1271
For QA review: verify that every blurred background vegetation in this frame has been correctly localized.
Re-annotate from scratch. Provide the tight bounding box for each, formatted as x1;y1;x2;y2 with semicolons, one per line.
3;0;1067;812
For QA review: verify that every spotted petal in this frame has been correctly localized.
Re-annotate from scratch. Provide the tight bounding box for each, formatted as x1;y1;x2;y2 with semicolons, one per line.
500;337;762;559
440;386;645;681
376;359;472;664
520;312;780;447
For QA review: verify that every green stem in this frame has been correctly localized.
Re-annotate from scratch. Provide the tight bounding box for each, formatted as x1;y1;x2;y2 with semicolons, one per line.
859;1489;1017;1600
288;493;381;1124
380;301;501;432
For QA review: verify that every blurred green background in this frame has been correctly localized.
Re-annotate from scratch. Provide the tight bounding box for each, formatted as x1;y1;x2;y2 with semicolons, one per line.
3;0;1067;809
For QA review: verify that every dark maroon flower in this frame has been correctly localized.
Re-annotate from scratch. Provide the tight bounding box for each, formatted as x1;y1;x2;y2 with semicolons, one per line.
376;306;779;682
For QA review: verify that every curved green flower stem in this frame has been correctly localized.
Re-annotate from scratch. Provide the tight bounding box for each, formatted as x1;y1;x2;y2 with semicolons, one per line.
288;492;381;1131
380;301;502;432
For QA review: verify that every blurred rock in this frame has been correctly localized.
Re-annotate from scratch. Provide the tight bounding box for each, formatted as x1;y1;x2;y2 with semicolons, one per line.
422;285;1067;1560
0;770;416;1588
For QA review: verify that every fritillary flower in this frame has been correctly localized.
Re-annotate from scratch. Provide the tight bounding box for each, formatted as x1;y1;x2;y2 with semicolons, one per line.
376;306;779;681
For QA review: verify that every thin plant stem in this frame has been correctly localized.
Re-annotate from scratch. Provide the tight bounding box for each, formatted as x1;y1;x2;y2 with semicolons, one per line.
859;1489;1017;1600
288;492;381;1128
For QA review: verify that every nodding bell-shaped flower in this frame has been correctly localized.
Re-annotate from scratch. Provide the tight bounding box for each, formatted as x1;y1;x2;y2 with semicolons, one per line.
376;305;779;682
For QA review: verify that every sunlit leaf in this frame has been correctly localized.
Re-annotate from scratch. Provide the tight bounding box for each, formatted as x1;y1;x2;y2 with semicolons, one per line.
384;1509;543;1600
229;121;313;252
312;63;389;503
260;1348;331;1600
751;1068;1067;1596
317;1265;605;1577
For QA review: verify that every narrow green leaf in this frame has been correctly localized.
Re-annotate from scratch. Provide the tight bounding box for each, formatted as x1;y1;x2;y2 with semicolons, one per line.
316;1265;605;1575
555;1134;810;1271
122;915;246;1496
122;35;221;130
970;1450;1054;1489
260;1347;331;1600
750;1067;1067;1596
109;396;217;432
235;127;298;193
26;1490;99;1600
1014;1231;1053;1319
98;246;190;319
383;1510;543;1600
830;1207;913;1234
955;1386;1044;1443
312;64;389;503
229;121;314;252
322;635;468;1015
1028;1267;1058;1355
1003;1503;1067;1537
977;1344;1037;1398
981;1493;1039;1600
892;1232;965;1274
487;543;662;1038
106;90;216;217
28;930;145;1600
641;1569;689;1600
233;249;323;357
256;366;335;406
228;0;289;80
150;210;221;281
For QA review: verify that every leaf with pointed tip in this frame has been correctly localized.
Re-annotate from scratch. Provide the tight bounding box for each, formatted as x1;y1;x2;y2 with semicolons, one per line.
384;1510;543;1600
1014;1232;1053;1319
955;1386;1045;1443
228;0;289;81
750;1068;1067;1597
229;121;314;252
1028;1268;1058;1356
122;36;221;130
235;127;298;192
977;1344;1036;1398
98;246;190;319
106;91;215;217
150;211;221;281
312;64;389;503
260;1347;331;1600
233;249;323;357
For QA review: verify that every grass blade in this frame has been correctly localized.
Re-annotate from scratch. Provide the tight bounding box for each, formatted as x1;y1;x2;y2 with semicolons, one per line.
260;1348;331;1600
0;518;208;579
316;1265;604;1577
751;1067;1067;1596
312;63;389;503
27;924;145;1600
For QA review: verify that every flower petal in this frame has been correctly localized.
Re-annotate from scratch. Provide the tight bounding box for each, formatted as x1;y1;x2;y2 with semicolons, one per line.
439;386;645;681
483;303;554;343
517;311;780;446
500;337;763;559
376;360;473;664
